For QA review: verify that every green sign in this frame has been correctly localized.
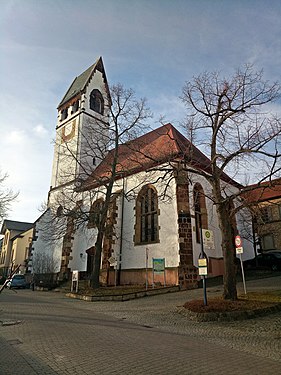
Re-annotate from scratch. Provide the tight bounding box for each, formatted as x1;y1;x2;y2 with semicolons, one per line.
153;258;165;273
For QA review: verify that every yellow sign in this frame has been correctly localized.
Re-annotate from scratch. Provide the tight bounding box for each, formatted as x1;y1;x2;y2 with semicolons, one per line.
198;258;207;267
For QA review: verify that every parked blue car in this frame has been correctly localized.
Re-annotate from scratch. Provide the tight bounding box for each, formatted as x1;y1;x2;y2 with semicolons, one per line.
6;274;27;289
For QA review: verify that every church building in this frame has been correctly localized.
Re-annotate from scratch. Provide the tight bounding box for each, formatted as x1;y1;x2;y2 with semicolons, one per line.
31;57;254;288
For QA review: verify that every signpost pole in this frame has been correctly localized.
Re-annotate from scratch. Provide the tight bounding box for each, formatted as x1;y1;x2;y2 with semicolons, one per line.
235;235;247;296
239;253;247;295
164;258;166;287
200;228;207;306
145;248;149;290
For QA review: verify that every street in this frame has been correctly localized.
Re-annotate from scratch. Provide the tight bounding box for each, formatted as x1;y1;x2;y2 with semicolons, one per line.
0;276;280;374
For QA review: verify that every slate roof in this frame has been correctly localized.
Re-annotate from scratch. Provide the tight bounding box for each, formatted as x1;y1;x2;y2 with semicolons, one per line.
58;56;106;108
82;123;241;190
242;178;281;203
1;220;34;235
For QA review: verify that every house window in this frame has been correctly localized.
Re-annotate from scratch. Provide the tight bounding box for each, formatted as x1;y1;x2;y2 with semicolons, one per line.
193;183;208;243
261;234;275;250
89;89;104;115
260;206;273;223
88;199;104;228
135;185;159;244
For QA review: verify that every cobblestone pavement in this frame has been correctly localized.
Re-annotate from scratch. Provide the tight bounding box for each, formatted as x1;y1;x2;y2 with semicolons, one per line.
0;276;280;374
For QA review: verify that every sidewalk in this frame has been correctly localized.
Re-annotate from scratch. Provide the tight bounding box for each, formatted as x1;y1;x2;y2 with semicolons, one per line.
0;275;280;374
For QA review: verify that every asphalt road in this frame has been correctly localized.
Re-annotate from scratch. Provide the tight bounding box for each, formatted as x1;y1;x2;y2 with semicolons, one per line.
0;276;280;375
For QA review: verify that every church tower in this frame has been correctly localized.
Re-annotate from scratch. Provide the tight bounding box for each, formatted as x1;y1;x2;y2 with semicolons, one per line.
50;57;111;193
30;57;111;279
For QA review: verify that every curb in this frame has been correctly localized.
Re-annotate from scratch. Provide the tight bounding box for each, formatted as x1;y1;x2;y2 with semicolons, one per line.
66;285;180;301
177;303;281;322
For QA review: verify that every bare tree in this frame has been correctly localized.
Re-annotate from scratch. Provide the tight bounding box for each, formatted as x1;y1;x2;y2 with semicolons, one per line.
0;171;19;224
180;64;281;299
32;252;60;288
48;84;152;288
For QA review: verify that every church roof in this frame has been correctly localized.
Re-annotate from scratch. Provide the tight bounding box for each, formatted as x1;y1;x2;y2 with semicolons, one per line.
82;123;241;190
58;57;107;108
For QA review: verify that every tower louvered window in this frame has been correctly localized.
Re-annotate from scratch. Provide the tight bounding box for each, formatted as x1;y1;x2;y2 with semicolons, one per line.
90;89;104;115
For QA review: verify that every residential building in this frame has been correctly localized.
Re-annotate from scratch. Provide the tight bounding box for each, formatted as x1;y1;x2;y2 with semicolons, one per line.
244;179;281;252
0;220;34;276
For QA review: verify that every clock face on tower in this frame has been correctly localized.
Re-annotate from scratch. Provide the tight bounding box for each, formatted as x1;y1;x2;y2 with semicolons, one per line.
61;120;76;142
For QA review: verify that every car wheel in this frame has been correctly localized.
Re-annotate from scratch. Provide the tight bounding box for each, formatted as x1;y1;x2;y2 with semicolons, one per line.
271;264;278;271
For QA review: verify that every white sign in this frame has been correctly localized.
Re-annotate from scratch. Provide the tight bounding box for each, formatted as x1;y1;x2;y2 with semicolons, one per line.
236;246;243;254
72;270;79;281
108;256;117;267
202;229;214;249
71;270;79;293
198;267;208;276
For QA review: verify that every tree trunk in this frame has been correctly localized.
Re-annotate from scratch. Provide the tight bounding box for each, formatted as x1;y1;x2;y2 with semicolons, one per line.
90;231;103;288
217;202;237;300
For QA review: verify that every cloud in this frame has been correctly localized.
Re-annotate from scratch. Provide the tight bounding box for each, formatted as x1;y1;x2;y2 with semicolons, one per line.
33;124;48;138
3;129;27;145
1;0;281;222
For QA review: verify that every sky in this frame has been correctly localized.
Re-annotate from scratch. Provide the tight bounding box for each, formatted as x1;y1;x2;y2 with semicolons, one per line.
1;0;281;223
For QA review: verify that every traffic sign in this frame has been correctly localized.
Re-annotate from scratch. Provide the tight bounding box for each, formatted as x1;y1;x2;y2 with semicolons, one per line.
236;246;243;254
202;229;214;249
235;235;242;248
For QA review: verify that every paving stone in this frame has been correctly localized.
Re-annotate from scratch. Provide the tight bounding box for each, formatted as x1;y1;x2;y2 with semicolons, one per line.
0;276;280;374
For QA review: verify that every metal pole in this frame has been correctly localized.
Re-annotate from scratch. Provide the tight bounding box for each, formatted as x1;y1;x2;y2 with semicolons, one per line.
199;228;208;306
117;176;125;285
145;248;148;290
239;253;247;295
164;258;166;287
152;258;155;289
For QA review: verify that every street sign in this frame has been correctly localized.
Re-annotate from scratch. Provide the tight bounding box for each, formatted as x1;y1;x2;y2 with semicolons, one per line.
198;258;207;267
198;257;208;276
236;246;243;254
235;235;242;248
71;270;79;293
202;229;214;250
72;270;79;281
234;235;247;295
108;256;117;267
198;267;208;276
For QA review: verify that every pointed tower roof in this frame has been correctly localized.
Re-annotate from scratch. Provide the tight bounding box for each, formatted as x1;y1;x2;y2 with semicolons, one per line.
58;57;109;108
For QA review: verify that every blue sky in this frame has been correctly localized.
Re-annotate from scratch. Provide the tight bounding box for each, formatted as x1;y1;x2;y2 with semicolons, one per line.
1;0;281;222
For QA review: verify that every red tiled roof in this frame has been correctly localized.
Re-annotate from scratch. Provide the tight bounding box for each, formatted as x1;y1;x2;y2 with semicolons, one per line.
243;178;281;203
82;123;241;190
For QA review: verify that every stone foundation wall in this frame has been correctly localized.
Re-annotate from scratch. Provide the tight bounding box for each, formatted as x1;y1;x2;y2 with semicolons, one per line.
100;267;179;287
176;182;198;289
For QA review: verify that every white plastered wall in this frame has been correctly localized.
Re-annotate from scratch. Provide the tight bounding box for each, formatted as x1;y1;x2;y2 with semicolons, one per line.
31;209;63;274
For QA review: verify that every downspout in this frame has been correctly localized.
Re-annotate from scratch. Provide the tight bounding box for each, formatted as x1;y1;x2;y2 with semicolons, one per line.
117;175;125;285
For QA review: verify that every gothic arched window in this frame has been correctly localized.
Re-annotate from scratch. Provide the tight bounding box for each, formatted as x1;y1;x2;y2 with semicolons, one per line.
135;185;159;244
89;89;104;115
193;183;208;243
